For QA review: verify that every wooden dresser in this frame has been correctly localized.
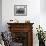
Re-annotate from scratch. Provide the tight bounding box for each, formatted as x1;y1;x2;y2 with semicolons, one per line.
7;23;34;46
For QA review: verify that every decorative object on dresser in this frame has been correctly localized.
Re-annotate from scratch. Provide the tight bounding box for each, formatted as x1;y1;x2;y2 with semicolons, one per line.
14;5;27;16
7;22;34;46
8;19;19;23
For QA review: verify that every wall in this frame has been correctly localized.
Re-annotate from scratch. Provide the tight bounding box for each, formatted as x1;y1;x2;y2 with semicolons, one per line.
2;0;40;30
40;0;46;31
0;0;2;32
2;0;40;46
40;0;46;13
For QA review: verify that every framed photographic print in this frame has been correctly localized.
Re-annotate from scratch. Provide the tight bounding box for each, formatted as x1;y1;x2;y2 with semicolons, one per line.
14;5;27;16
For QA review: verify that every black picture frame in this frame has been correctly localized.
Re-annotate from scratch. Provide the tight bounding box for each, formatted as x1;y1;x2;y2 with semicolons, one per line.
14;5;27;16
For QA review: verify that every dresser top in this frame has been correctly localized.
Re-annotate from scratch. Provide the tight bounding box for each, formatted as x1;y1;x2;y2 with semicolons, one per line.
7;23;34;25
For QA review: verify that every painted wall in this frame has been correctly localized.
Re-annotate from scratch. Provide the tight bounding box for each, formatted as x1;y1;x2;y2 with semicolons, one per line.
0;0;2;32
40;0;46;13
40;0;46;31
2;0;40;30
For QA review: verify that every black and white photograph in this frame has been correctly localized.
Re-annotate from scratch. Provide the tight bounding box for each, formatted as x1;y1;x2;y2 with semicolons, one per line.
14;5;27;16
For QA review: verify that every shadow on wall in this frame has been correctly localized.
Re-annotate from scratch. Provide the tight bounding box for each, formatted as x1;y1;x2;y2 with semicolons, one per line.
0;0;2;32
40;0;46;14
